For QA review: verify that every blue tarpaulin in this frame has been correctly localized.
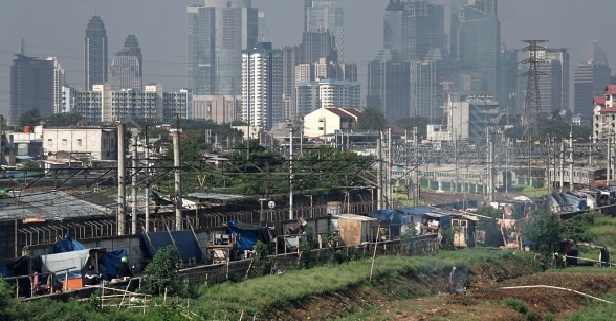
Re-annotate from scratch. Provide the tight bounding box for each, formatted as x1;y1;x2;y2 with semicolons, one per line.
226;220;272;251
140;230;203;264
101;249;128;281
53;234;86;253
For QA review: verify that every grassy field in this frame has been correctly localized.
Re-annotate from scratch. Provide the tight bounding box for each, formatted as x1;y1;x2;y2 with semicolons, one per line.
191;249;538;320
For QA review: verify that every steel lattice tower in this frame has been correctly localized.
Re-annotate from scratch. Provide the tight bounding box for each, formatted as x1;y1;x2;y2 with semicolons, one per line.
521;40;548;139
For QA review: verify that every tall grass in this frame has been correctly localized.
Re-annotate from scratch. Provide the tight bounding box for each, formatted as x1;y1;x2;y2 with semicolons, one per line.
193;249;536;319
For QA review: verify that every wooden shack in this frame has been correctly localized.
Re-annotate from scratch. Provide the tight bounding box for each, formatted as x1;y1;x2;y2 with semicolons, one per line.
331;214;378;246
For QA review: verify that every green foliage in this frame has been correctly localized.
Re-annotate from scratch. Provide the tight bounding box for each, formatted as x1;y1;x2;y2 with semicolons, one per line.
355;108;388;130
144;246;184;296
254;241;274;275
561;213;596;243
394;117;428;139
476;206;505;247
19;109;41;127
439;226;456;250
300;226;316;269
504;298;529;315
522;210;561;260
44;112;82;126
400;229;417;244
0;279;11;318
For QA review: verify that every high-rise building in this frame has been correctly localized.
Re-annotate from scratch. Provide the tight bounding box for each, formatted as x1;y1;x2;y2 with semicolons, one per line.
367;49;411;122
85;16;108;90
383;0;446;61
296;78;359;117
456;0;501;97
498;47;518;114
305;0;344;61
410;59;439;121
282;45;300;120
75;84;190;123
46;57;65;114
10;53;54;124
536;48;569;114
574;41;612;121
300;30;338;65
187;0;259;96
109;35;143;91
241;42;284;130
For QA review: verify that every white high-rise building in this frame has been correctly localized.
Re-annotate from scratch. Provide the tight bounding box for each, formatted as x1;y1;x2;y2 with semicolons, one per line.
241;42;283;130
46;57;65;114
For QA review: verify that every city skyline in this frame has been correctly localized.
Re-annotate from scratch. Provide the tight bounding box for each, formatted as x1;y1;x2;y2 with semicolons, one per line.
1;0;616;120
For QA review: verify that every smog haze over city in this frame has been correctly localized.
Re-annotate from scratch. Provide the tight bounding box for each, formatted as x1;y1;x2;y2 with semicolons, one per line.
1;0;615;118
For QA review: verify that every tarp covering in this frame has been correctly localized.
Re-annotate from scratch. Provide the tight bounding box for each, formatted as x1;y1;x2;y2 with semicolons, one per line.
0;256;29;278
41;249;89;280
100;249;128;281
140;230;203;264
53;234;86;253
226;220;272;251
368;209;410;225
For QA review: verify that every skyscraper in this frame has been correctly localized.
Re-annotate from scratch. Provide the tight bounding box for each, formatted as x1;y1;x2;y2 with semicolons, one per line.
109;35;143;91
46;57;65;114
187;0;259;96
305;0;344;61
241;42;283;130
10;54;54;124
367;49;410;122
85;15;108;90
536;48;569;114
383;0;446;61
574;41;612;121
456;0;501;97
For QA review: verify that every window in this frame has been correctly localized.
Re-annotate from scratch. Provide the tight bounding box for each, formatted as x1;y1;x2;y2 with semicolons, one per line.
62;139;67;146
77;139;83;146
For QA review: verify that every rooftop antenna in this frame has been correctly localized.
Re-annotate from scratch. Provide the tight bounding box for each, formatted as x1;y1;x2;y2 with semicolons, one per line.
19;38;24;55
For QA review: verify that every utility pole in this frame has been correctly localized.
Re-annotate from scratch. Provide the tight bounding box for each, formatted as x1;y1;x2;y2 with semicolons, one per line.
414;127;419;206
117;123;126;236
131;134;138;234
569;129;574;192
377;135;382;210
173;114;182;231
388;127;392;208
288;127;294;220
145;125;150;232
559;139;564;193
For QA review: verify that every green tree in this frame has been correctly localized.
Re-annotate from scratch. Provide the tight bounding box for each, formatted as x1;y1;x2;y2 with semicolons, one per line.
476;206;504;247
144;246;184;296
395;117;428;140
0;279;11;318
19;109;41;127
355;108;388;130
44;112;82;126
522;210;561;259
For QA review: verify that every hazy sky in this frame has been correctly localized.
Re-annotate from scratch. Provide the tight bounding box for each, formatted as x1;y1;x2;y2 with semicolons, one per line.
1;0;615;117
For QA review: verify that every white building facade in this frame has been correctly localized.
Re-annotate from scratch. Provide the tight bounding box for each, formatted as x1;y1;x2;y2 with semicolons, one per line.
241;42;284;130
593;85;616;141
42;126;117;160
75;84;191;123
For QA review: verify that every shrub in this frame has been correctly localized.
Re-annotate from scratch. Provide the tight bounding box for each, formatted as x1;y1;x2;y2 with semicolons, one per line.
504;298;529;315
144;246;185;296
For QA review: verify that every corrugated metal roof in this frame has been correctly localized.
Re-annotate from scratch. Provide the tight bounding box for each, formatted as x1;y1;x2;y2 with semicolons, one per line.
332;213;377;221
186;192;244;201
0;190;110;220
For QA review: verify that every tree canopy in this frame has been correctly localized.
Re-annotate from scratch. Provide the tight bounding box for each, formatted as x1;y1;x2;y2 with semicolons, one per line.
19;109;41;127
355;108;388;130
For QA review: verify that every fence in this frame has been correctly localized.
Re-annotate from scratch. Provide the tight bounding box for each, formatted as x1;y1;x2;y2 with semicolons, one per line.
180;234;439;286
